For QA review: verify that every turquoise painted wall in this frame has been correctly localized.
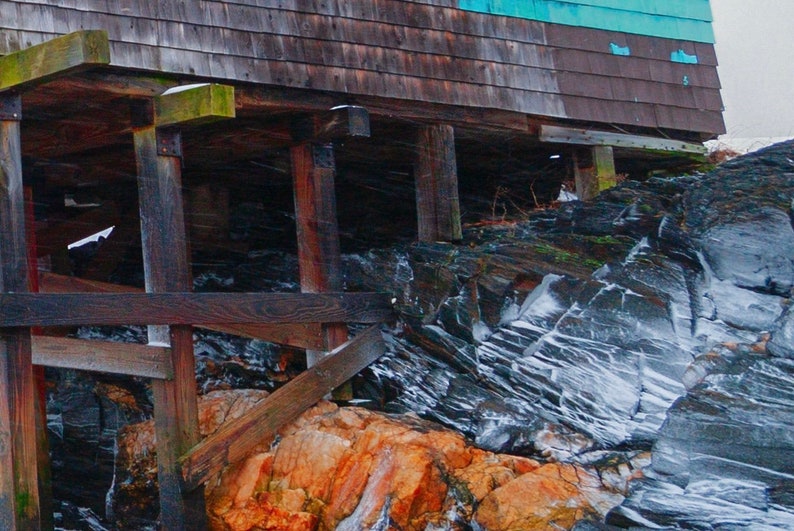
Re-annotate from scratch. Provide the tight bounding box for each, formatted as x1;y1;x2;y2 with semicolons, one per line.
458;0;715;43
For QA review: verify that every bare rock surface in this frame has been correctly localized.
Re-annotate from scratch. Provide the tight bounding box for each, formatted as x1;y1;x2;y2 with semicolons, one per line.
203;400;631;531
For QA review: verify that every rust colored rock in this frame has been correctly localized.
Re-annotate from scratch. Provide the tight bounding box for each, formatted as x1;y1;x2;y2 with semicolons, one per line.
111;389;270;528
204;398;627;531
115;390;632;530
473;462;625;531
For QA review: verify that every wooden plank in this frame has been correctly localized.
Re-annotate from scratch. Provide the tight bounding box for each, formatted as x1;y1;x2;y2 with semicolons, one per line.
134;122;206;529
414;124;462;242
37;273;326;350
539;124;707;154
0;292;394;327
0;30;110;91
179;324;386;491
155;83;236;128
31;336;173;379
0;95;41;529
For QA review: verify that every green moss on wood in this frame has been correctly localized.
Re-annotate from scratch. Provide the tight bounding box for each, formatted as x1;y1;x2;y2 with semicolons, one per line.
0;30;110;91
155;84;235;127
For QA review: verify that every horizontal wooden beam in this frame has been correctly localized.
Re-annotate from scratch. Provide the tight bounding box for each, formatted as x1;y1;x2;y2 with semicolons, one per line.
0;292;394;327
155;84;236;128
179;324;385;491
539;124;707;154
32;336;172;379
291;106;370;142
37;273;326;350
0;30;110;92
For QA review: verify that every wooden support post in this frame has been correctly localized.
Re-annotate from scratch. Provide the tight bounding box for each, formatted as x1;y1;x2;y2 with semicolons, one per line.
131;83;233;527
414;124;462;242
0;93;41;529
134;122;205;529
291;142;349;370
25;187;54;531
0;31;111;528
290;107;370;395
573;145;617;201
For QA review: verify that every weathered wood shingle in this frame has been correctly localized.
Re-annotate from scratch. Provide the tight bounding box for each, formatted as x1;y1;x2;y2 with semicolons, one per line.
0;0;725;136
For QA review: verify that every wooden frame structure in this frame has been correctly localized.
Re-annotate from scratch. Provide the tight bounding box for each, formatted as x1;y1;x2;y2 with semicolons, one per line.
0;1;726;525
0;31;393;529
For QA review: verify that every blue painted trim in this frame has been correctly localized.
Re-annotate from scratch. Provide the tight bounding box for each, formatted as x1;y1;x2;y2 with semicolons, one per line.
458;0;716;43
671;49;699;64
609;43;631;56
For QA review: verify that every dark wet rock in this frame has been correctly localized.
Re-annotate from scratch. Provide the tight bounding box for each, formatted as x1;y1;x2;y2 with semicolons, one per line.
50;140;794;529
607;345;794;529
769;306;794;359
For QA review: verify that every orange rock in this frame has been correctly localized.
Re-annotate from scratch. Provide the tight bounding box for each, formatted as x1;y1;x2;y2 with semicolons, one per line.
473;462;624;531
118;392;630;530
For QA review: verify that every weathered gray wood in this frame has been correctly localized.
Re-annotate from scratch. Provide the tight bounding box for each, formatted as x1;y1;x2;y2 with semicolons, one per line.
0;96;41;529
415;124;462;242
31;336;173;379
540;125;707;154
179;324;386;491
0;30;110;91
134;121;206;529
37;273;327;350
0;292;394;327
0;3;725;135
155;83;235;127
573;145;618;200
291;106;370;142
291;139;351;396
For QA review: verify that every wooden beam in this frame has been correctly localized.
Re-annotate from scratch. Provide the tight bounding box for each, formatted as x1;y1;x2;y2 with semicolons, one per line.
291;140;350;396
572;145;617;200
414;124;462;242
0;30;110;92
134;121;206;528
37;273;326;350
0;94;41;528
179;324;386;491
235;86;530;133
291;106;370;142
31;336;172;379
0;292;393;327
155;84;236;128
25;187;54;531
539;124;707;154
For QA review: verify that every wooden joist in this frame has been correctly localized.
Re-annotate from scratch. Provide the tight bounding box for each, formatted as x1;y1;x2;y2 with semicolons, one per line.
0;30;110;92
179;324;386;491
0;292;393;327
539;124;707;154
31;336;173;379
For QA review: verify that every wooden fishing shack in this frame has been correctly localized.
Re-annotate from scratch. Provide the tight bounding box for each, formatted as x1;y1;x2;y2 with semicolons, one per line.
0;1;724;528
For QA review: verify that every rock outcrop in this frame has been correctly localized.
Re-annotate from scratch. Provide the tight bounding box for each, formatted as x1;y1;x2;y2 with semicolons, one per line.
202;399;631;531
58;140;794;529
